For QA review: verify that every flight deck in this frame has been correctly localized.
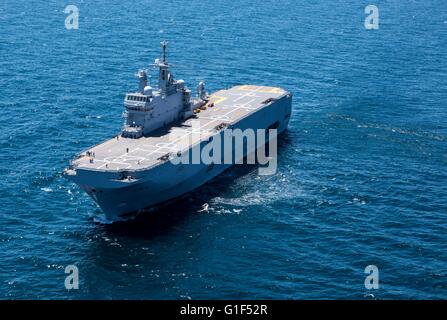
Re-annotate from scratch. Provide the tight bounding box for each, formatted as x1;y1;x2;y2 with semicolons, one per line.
71;85;286;171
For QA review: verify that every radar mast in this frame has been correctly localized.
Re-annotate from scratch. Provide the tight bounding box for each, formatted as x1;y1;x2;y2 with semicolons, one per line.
161;40;168;63
153;40;172;93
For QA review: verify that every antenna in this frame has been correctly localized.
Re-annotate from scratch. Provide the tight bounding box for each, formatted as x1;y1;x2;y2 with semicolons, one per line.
160;40;168;63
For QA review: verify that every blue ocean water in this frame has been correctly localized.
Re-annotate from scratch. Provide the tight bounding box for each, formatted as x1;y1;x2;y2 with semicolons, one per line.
1;0;446;299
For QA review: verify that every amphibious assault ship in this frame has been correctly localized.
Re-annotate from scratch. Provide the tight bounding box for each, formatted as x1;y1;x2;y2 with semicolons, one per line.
64;41;292;221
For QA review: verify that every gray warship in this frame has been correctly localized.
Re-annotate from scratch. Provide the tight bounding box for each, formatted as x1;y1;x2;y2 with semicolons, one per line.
64;41;292;221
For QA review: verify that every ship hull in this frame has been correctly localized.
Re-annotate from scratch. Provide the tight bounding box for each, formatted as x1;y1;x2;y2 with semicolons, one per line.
67;90;292;222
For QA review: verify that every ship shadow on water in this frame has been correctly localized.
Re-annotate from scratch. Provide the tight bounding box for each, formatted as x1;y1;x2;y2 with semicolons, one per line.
99;132;293;238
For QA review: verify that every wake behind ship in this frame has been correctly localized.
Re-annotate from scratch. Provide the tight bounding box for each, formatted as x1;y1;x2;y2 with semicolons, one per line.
64;42;292;221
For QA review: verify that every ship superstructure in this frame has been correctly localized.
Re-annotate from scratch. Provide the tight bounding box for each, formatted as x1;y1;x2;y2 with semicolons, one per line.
121;41;207;138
